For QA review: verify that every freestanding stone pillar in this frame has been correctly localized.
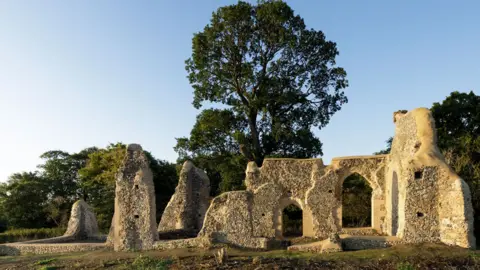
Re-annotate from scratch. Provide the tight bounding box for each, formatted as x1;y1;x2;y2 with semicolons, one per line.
111;144;158;251
158;160;210;234
64;199;100;240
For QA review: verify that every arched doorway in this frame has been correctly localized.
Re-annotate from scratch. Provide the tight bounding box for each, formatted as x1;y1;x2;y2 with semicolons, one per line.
282;204;302;237
342;173;373;228
274;197;313;239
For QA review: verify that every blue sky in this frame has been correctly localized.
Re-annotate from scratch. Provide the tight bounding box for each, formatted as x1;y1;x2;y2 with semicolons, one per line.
0;0;479;182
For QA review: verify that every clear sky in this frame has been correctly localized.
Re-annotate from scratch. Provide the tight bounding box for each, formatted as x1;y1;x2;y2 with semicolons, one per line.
0;0;479;182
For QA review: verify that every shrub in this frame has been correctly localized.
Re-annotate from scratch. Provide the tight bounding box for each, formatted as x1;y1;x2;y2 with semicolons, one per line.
0;227;65;243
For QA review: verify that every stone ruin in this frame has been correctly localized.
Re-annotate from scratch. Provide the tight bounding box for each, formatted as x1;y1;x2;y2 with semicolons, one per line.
183;108;476;250
158;160;210;235
0;108;475;255
64;199;100;240
108;144;158;251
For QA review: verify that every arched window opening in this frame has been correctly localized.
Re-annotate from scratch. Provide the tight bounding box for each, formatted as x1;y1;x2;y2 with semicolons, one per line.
342;173;372;228
282;204;303;237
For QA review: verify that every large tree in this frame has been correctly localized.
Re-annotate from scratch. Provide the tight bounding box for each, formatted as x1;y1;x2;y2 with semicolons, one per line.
177;0;348;193
0;172;50;228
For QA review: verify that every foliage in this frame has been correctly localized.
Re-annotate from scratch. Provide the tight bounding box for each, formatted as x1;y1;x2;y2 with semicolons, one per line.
282;204;302;237
177;0;348;194
431;91;480;245
0;143;177;231
35;258;56;265
374;137;393;155
342;173;372;228
0;227;65;243
78;143;178;229
78;143;126;230
130;255;173;270
0;172;50;228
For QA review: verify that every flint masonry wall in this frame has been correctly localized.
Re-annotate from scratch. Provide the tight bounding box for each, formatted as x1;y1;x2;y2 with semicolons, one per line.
385;108;476;248
197;108;475;249
198;156;387;248
330;155;388;233
64;200;100;240
110;144;158;251
158;161;210;233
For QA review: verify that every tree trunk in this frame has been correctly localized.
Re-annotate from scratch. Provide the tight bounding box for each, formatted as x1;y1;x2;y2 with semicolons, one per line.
248;110;263;166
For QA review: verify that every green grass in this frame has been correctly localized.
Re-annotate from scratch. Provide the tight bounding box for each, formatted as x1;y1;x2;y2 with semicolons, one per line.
128;255;173;270
0;228;65;243
34;258;56;265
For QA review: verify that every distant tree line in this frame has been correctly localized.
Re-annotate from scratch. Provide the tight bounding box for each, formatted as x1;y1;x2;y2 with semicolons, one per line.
0;143;177;232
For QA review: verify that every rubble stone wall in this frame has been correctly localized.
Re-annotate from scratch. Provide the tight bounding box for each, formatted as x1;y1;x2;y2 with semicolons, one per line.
110;144;158;251
158;161;210;234
386;108;476;248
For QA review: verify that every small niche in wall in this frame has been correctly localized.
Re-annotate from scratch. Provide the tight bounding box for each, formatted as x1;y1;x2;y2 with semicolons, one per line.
416;212;424;218
135;185;139;189
414;170;423;180
134;215;139;219
261;213;265;217
328;190;333;193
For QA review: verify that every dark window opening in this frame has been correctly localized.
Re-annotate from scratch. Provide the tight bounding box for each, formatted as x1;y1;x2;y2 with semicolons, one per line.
342;173;372;228
328;190;333;193
135;185;139;189
283;204;302;237
414;170;423;180
417;212;424;217
134;215;139;219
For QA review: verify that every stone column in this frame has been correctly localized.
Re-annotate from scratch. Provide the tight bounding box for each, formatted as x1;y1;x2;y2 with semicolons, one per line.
112;144;158;251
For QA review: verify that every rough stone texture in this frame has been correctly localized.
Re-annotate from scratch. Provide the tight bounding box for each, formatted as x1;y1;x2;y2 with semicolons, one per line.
153;238;200;250
109;144;158;251
341;235;402;251
198;191;269;249
385;108;476;249
199;156;388;248
288;235;401;253
158;161;210;233
0;243;106;256
64;200;100;240
195;108;474;250
320;233;343;253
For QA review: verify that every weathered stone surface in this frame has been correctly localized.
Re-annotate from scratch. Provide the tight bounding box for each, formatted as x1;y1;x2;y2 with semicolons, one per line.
158;161;210;234
200;156;389;248
287;233;342;253
196;108;474;250
0;243;106;256
198;191;269;249
385;108;476;249
109;144;158;251
64;200;100;240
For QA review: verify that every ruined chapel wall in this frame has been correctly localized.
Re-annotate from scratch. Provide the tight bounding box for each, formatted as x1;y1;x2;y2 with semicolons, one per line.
387;108;475;248
246;159;322;238
330;156;388;233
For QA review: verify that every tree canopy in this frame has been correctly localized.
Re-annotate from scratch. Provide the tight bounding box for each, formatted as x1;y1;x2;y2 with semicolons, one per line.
0;144;177;231
177;0;348;194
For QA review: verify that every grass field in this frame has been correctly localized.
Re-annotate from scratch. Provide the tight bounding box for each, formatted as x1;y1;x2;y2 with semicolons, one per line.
0;243;478;269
